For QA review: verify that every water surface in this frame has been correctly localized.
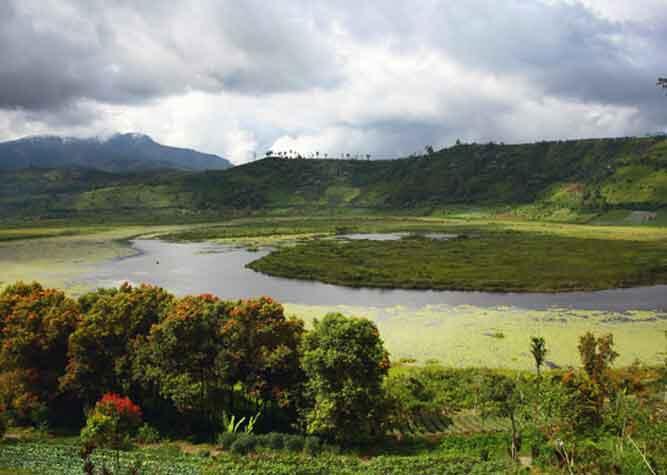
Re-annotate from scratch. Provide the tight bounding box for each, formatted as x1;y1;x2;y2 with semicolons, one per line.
79;239;667;312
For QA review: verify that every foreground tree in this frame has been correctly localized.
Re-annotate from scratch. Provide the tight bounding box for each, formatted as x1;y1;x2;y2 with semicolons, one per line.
578;332;618;387
530;337;547;377
223;297;305;409
61;284;174;406
0;282;80;425
481;374;525;460
137;294;232;422
301;313;390;445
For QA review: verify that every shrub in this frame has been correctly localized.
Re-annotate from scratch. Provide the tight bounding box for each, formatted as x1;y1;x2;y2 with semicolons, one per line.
217;431;239;449
80;393;142;450
265;432;285;450
304;435;322;455
284;434;305;452
135;423;160;444
229;434;257;455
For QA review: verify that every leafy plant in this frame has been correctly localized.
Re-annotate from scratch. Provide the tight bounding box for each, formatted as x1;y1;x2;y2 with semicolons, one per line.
221;412;246;434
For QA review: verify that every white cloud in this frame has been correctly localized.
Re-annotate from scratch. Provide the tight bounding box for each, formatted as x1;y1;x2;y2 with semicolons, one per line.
0;0;665;164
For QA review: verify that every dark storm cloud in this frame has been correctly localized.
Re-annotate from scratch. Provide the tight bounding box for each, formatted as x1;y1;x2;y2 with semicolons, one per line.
0;0;341;112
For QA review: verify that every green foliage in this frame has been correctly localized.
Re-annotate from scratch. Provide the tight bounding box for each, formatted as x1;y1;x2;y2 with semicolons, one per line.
578;332;619;384
303;436;322;455
301;313;391;445
265;432;285;450
223;297;305;409
5;136;667;223
80;393;142;450
283;434;305;452
62;283;174;404
228;434;257;455
479;375;525;460
0;281;80;425
221;413;246;434
530;337;547;376
135;424;161;444
137;295;231;420
248;229;667;292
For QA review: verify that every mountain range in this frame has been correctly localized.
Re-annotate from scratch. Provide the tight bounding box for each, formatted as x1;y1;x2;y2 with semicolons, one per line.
0;133;231;172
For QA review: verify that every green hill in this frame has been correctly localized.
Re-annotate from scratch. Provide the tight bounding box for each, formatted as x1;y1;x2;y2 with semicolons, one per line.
2;136;667;223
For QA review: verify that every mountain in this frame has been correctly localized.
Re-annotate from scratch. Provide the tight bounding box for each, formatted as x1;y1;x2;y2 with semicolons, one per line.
0;133;232;172
1;136;666;223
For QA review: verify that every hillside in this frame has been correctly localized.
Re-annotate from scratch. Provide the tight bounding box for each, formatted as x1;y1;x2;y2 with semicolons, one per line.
1;136;666;223
0;133;231;172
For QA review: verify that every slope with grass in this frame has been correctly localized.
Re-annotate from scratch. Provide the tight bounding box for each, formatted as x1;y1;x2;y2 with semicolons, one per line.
2;136;667;223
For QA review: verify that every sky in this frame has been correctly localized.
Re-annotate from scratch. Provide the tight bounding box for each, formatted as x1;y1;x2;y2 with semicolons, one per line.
0;0;665;164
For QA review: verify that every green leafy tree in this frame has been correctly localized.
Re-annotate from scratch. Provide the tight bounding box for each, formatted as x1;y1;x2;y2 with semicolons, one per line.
137;294;232;421
578;332;618;387
530;336;547;377
480;374;525;460
300;313;390;445
61;283;174;405
0;282;80;424
223;297;305;409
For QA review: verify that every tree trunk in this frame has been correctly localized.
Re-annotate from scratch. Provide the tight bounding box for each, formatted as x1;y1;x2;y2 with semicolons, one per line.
510;414;519;461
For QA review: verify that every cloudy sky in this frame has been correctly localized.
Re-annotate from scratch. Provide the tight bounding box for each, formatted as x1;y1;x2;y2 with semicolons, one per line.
1;0;665;163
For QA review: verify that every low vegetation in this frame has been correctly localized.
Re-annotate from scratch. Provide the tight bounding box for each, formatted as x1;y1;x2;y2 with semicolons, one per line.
248;229;667;292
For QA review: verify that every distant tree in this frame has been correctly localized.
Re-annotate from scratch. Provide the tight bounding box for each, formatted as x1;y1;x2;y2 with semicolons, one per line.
455;139;462;146
324;153;328;159
315;151;320;158
265;150;273;157
366;154;371;160
345;153;351;159
301;313;390;444
658;77;667;91
425;145;434;155
530;337;547;377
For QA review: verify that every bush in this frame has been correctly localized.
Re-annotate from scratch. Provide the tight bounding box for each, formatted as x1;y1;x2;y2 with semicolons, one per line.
265;432;285;450
284;434;305;452
304;436;322;455
229;434;257;455
80;393;142;450
217;432;239;449
135;423;160;444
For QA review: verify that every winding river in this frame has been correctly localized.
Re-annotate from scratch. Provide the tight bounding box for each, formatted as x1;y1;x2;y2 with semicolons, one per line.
80;239;667;312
